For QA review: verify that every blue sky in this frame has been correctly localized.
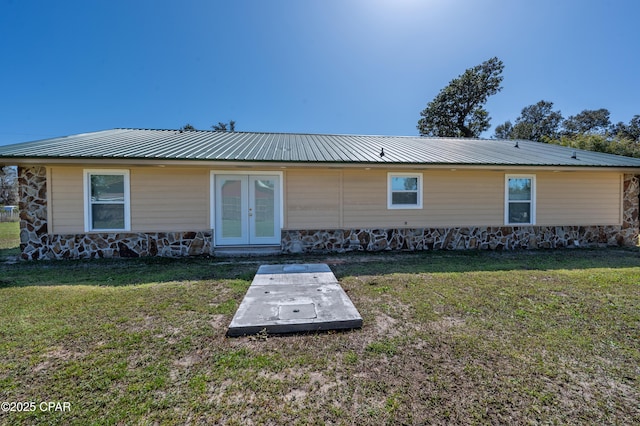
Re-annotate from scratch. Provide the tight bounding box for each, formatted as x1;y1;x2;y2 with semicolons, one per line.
1;0;638;146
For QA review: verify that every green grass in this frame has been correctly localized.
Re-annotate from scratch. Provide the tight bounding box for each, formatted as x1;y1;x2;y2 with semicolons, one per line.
0;221;19;256
0;248;639;424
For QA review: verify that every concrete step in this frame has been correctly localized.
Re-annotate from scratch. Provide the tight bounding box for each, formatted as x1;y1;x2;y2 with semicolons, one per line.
214;246;282;257
227;263;363;336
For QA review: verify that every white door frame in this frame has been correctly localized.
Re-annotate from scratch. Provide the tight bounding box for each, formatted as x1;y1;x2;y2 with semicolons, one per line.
210;171;284;246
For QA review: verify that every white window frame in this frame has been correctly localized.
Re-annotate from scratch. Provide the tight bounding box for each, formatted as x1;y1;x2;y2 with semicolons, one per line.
387;172;423;209
505;174;536;225
83;169;131;232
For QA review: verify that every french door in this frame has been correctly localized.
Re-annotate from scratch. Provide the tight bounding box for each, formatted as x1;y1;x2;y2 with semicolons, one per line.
214;174;281;246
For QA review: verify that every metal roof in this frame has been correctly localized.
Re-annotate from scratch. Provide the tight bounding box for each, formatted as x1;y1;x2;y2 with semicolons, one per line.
1;128;640;168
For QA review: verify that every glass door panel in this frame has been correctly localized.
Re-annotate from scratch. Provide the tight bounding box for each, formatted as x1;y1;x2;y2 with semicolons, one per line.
215;176;248;245
249;176;279;244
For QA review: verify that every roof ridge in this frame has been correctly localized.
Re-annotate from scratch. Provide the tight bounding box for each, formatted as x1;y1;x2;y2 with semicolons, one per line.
113;127;503;141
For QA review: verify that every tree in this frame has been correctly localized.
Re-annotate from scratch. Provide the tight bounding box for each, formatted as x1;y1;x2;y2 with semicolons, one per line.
212;122;227;132
180;123;196;131
212;120;236;132
547;134;640;158
417;57;504;138
544;113;640;159
0;166;18;206
612;115;640;142
562;108;611;136
494;100;563;141
494;121;514;139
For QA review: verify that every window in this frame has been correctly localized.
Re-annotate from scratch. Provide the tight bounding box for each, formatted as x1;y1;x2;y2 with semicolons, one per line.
84;170;130;231
388;173;423;209
505;175;535;225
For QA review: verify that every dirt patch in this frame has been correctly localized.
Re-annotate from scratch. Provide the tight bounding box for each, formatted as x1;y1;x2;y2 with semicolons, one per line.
33;347;84;372
173;353;202;368
372;313;400;337
429;316;465;332
283;388;307;402
209;314;227;330
154;325;183;344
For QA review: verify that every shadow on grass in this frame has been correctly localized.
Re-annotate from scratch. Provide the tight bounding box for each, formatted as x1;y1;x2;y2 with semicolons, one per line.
0;247;638;288
327;247;640;278
0;246;20;259
0;256;260;288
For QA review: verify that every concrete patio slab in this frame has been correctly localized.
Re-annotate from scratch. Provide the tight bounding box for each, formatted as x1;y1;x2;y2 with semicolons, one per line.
227;263;363;336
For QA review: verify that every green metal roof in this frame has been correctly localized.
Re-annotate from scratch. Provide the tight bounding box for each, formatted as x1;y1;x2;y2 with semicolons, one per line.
1;128;640;168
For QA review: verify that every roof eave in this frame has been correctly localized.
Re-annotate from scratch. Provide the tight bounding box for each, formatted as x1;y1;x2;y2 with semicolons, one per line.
2;156;640;173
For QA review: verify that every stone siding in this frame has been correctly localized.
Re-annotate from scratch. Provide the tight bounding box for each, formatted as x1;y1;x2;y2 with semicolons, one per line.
26;231;213;260
622;173;639;236
18;166;48;258
281;225;633;254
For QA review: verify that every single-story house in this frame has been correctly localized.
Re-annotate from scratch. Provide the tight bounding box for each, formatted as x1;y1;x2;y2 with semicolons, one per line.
0;128;638;260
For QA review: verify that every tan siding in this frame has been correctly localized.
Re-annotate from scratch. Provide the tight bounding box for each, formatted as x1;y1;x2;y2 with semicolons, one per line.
50;167;84;233
48;166;624;234
342;170;409;228
289;169;623;228
285;170;341;228
341;170;504;228
49;166;211;233
537;172;621;225
423;171;504;226
130;168;209;232
285;169;506;229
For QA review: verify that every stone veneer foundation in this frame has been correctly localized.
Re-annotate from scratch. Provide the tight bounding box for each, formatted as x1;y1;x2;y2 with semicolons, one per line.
16;166;640;259
25;231;213;260
281;224;635;254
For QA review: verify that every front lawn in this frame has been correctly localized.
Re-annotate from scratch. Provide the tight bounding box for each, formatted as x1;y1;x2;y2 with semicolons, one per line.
0;249;638;424
0;221;19;259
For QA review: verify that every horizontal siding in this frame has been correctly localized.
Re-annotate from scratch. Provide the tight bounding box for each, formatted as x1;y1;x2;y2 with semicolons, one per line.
342;170;422;228
49;166;211;234
342;170;504;228
285;170;341;228
48;166;624;235
286;169;623;229
537;172;621;225
130;168;209;232
50;167;84;234
422;171;503;226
